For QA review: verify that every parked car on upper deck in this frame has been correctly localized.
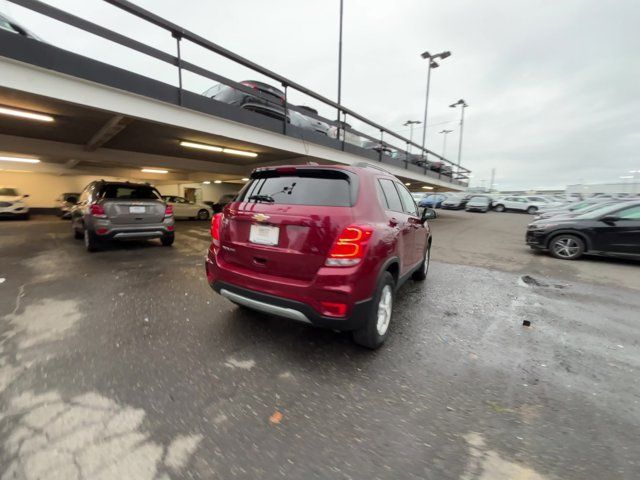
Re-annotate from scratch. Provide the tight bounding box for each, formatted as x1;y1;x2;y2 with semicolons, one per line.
0;12;42;40
203;80;286;122
205;164;436;349
289;106;331;136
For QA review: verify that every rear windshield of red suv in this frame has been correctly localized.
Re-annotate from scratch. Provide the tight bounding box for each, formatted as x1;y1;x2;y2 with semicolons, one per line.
239;169;356;206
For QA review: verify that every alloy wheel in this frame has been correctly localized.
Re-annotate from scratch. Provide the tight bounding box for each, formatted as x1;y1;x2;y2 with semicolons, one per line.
552;238;580;258
376;285;393;336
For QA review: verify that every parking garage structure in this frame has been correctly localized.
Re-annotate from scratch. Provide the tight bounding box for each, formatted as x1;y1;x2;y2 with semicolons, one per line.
0;0;470;213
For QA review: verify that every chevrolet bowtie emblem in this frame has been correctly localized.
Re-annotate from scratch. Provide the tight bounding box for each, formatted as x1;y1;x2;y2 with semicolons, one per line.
252;213;270;222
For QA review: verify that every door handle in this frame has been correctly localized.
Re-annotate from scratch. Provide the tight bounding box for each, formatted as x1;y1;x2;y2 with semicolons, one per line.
389;217;398;227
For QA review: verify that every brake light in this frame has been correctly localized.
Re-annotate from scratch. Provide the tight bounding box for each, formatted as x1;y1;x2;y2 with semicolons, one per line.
211;213;223;246
276;167;297;174
325;225;373;267
89;204;106;218
164;204;173;217
241;81;258;90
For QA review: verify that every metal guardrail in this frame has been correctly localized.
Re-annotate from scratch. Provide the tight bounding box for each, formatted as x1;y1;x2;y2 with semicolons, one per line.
5;0;471;185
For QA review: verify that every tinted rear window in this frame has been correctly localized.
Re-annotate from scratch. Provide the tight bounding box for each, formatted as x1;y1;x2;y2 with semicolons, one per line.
240;172;353;207
101;185;161;200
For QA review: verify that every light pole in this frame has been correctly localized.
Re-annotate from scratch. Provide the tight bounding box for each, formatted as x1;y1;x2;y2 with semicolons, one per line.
439;129;453;158
420;50;451;158
404;120;421;153
337;0;344;108
449;99;468;170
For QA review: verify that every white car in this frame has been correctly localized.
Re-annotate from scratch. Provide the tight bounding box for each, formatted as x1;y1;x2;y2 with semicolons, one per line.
0;186;30;219
492;196;558;215
161;196;212;220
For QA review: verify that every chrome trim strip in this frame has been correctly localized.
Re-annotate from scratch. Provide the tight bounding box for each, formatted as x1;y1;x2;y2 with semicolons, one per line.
220;288;311;324
113;231;163;239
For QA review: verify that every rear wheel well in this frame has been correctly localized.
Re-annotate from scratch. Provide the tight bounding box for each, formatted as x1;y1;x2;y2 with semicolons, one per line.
386;261;399;285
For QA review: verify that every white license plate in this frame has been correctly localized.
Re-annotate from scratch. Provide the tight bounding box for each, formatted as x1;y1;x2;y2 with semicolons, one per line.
129;206;145;214
249;224;279;246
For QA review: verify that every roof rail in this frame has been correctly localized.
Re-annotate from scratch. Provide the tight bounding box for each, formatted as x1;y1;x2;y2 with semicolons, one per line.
354;162;391;174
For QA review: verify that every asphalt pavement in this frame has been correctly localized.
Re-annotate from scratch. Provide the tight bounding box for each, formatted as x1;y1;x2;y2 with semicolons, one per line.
0;215;639;479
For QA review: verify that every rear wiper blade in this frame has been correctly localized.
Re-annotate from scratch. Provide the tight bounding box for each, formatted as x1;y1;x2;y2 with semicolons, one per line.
248;194;275;203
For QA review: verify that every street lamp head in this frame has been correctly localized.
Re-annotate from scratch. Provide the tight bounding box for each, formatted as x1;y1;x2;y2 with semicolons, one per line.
420;51;431;59
430;61;440;69
450;99;468;108
437;51;452;60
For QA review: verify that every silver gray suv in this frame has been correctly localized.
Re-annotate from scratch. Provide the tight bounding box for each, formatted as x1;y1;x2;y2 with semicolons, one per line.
71;181;175;252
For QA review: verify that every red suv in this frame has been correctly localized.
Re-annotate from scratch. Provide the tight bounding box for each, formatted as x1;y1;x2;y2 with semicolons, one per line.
205;164;435;348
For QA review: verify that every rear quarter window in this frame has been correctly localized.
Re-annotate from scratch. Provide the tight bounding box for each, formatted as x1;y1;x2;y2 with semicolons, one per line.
240;171;355;206
377;179;404;212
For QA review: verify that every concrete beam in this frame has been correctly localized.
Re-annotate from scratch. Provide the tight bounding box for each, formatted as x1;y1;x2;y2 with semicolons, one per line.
0;134;248;176
0;57;464;191
85;115;132;152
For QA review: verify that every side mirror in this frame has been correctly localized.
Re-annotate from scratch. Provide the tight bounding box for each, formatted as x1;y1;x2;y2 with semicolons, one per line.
421;207;437;221
23;194;30;198
600;215;619;225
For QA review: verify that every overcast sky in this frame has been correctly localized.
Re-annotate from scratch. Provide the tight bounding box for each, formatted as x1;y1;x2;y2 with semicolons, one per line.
3;0;639;190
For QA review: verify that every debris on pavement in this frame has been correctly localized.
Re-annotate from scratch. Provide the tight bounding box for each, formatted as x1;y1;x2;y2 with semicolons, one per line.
269;411;283;424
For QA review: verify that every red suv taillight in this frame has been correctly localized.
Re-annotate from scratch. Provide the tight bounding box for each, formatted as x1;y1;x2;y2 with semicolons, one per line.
89;204;106;218
325;225;373;267
211;213;223;246
164;204;173;217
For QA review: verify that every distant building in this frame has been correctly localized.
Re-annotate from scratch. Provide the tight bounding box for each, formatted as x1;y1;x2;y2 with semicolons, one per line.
566;182;640;196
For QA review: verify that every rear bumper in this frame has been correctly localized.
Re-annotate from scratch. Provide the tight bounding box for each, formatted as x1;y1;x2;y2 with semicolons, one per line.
211;280;372;331
92;223;174;241
0;205;29;217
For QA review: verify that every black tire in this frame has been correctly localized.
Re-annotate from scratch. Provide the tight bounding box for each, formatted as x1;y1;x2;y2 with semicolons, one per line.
352;272;395;349
21;212;30;220
74;228;83;239
527;206;538;215
548;234;585;260
161;234;175;246
412;243;431;281
84;228;100;252
494;204;505;212
197;209;210;221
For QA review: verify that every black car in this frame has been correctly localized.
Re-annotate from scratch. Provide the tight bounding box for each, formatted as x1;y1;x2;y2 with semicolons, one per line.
0;12;41;40
56;192;80;219
203;80;286;121
526;201;640;260
209;193;236;213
